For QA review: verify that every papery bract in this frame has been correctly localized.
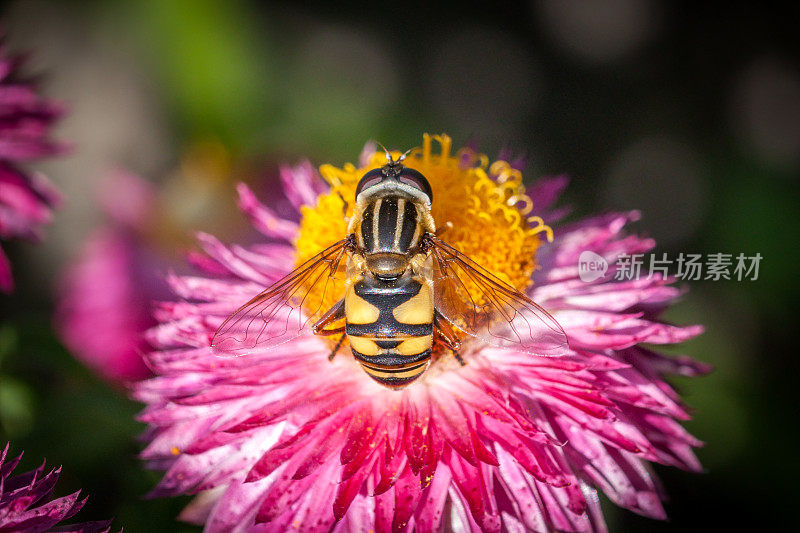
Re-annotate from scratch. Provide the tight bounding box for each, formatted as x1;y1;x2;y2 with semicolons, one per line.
56;170;164;382
135;136;708;532
0;443;113;532
0;39;66;293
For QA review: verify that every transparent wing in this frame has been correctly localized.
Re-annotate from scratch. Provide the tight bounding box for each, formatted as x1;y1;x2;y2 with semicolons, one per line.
425;235;569;356
212;239;348;355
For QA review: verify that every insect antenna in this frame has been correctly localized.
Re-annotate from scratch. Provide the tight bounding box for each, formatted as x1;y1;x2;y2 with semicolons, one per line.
375;142;395;165
397;146;419;163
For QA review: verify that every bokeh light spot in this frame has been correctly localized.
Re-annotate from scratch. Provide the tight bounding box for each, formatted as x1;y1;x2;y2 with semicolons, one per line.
534;0;662;64
426;28;539;140
603;136;706;246
729;56;800;171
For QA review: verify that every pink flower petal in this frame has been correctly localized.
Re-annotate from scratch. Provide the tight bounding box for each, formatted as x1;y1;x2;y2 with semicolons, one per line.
133;145;708;532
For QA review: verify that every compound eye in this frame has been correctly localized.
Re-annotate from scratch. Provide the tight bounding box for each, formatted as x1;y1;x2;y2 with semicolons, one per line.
398;168;433;202
355;169;384;197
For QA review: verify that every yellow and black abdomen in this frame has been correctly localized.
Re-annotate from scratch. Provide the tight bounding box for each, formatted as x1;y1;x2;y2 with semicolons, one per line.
344;273;433;389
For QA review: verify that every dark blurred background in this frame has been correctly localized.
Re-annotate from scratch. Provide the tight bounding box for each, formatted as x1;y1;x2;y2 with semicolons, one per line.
0;0;798;530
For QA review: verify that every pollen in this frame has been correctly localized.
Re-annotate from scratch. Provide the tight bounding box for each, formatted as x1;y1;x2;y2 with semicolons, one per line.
294;134;552;320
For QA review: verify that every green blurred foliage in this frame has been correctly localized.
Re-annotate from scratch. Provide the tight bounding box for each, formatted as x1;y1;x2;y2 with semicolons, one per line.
131;0;277;149
0;315;198;531
117;0;425;159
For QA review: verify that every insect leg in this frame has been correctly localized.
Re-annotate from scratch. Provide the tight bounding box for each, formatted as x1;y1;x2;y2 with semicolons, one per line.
312;300;347;362
337;191;349;217
434;310;460;350
312;299;346;336
328;333;346;361
434;309;466;366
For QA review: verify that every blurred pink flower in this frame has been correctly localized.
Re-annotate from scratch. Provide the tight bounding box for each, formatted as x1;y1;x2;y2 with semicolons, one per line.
56;170;162;382
0;443;112;532
0;40;66;293
135;140;708;532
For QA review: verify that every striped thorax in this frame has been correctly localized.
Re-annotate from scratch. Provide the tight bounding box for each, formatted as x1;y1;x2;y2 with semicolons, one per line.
342;156;437;388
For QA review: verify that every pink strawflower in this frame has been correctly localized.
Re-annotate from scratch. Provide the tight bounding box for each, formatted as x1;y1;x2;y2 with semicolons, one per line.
0;443;112;532
0;39;66;293
56;170;161;382
135;136;708;532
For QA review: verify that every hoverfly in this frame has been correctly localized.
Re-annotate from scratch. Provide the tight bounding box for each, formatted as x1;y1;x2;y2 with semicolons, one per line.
212;147;568;389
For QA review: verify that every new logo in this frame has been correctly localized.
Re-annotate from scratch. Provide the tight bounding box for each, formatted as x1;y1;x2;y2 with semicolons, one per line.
578;251;608;282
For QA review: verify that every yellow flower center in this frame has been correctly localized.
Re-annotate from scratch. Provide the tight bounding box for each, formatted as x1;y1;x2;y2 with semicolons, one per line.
294;134;552;324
